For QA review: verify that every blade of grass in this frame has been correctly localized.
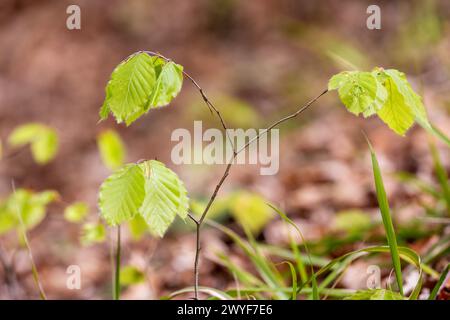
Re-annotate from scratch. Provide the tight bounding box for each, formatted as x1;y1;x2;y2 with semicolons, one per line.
428;264;450;300
296;245;423;299
215;253;263;287
243;226;288;299
365;136;404;296
259;244;329;267
287;226;308;284
268;204;319;299
394;172;440;199
278;261;297;300
113;226;121;300
429;140;450;215
207;220;288;299
226;287;355;299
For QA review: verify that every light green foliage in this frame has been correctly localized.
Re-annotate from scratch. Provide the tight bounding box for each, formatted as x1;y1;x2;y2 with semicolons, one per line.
99;164;146;226
138;160;189;237
100;53;183;125
329;68;429;135
8;123;59;164
64;202;89;223
190;192;274;235
367;140;404;295
328;71;385;117
345;289;404;300
119;265;145;286
229;192;274;235
97;130;126;171
333;210;372;234
99;160;189;237
0;189;58;235
80;222;106;246
148;57;183;107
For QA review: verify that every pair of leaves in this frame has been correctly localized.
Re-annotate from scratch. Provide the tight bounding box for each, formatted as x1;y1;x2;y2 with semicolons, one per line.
98;160;189;237
100;53;183;125
329;68;429;135
8;123;59;164
0;189;58;235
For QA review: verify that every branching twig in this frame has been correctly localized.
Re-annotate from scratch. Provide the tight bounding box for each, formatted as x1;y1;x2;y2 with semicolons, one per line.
189;88;328;299
141;50;328;300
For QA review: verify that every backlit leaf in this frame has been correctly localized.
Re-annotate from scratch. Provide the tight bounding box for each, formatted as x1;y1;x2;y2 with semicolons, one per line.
102;53;156;125
138;160;189;237
99;164;145;226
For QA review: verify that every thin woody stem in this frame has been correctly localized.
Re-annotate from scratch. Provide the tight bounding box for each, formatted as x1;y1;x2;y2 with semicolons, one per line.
140;50;328;300
191;88;328;299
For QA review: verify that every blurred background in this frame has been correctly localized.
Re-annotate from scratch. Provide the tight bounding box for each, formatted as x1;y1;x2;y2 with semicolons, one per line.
0;0;449;299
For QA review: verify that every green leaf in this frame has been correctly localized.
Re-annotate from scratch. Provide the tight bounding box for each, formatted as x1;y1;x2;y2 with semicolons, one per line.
0;189;57;234
148;58;184;108
328;71;385;116
99;164;146;226
97;130;126;171
102;53;156;125
330;68;430;136
138;160;189;237
376;74;415;135
119;265;145;286
8;123;58;164
296;246;423;300
367;138;404;295
383;69;428;124
333;210;372;234
80;222;106;246
229;192;274;235
100;53;184;126
344;289;404;300
64;202;89;223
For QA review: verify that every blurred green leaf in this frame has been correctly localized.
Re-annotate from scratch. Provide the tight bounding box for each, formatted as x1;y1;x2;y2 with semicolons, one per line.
64;202;89;223
97;130;126;171
120;265;145;286
229;192;274;235
8;123;58;164
333;210;372;235
80;222;106;246
0;189;57;235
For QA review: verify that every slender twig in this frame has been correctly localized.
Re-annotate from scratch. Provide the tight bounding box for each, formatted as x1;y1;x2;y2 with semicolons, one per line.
114;226;121;300
10;180;47;300
190;89;328;299
138;50;328;300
